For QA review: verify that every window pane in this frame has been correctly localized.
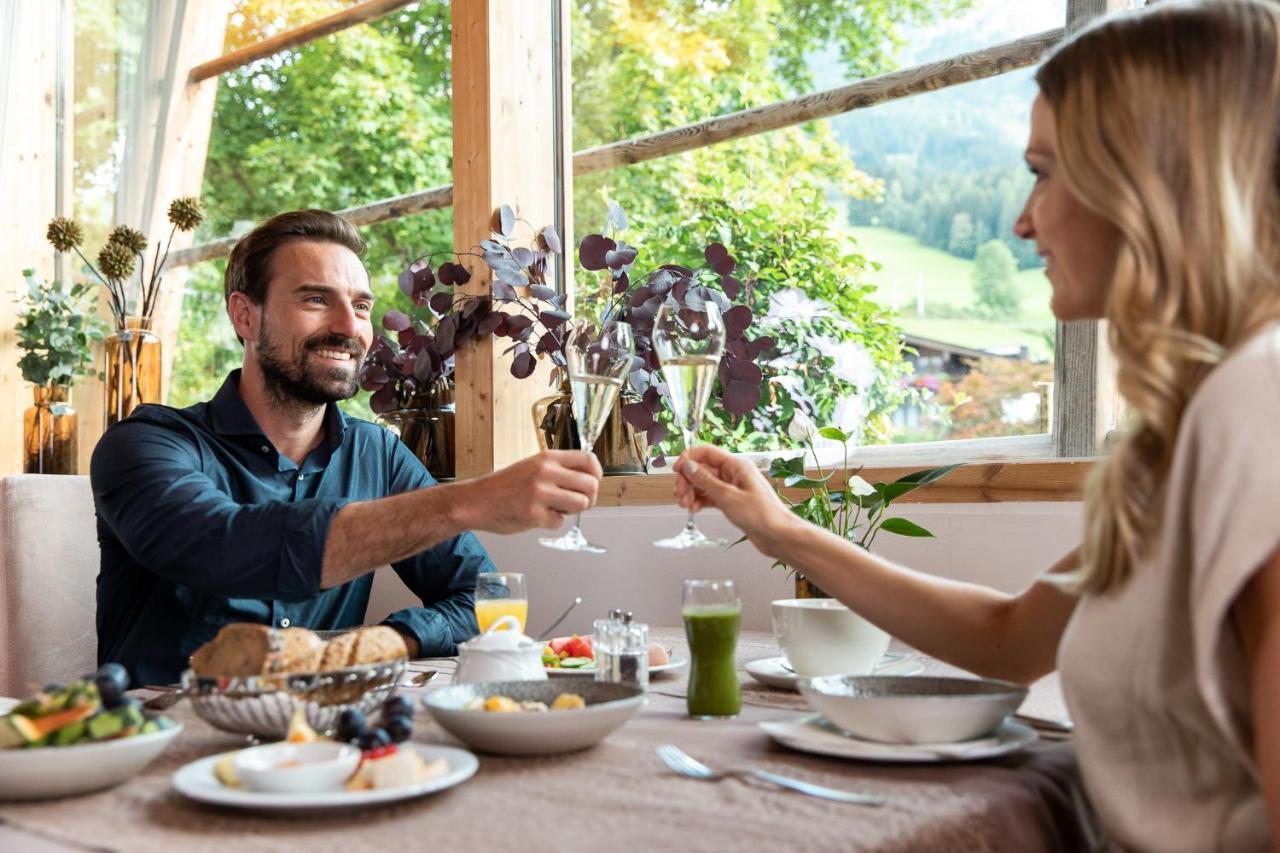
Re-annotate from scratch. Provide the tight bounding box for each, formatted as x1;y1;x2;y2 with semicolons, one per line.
174;0;454;416
571;0;1061;460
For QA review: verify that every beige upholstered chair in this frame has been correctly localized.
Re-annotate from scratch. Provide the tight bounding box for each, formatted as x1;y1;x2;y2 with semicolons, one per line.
0;475;99;696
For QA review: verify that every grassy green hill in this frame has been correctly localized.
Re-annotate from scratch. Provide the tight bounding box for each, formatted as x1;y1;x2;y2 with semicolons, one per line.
846;226;1055;360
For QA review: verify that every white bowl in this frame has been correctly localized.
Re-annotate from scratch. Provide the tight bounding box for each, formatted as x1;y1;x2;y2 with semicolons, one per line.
234;741;361;794
798;675;1027;744
0;724;183;801
772;598;890;677
422;680;644;755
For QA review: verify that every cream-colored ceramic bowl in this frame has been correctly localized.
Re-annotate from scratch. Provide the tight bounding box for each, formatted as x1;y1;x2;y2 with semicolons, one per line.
771;598;890;677
799;675;1027;744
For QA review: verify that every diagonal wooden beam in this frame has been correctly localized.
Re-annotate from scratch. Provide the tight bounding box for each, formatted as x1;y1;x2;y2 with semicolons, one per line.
189;0;418;83
171;27;1062;268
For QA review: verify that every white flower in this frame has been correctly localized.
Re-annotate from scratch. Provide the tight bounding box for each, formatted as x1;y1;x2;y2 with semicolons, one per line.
815;337;878;390
787;410;817;443
848;475;876;497
766;288;831;324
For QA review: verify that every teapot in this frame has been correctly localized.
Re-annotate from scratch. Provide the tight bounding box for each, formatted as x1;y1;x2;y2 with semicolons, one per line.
454;615;548;683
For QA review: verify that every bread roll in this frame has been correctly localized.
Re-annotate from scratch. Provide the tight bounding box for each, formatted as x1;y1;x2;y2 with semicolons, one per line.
189;624;324;678
318;626;408;671
318;630;359;672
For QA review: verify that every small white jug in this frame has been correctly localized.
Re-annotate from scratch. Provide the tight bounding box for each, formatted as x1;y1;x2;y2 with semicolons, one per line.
454;615;548;683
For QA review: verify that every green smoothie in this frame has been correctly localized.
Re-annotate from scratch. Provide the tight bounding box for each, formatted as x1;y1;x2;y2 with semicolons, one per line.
683;604;742;718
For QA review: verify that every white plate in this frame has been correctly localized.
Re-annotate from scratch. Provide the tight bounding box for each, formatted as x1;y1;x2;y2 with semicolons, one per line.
760;714;1037;763
544;658;688;677
172;742;477;811
0;724;183;801
0;697;18;714
744;654;923;691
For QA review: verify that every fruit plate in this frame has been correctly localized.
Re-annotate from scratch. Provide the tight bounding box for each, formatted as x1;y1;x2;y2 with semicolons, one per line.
544;658;688;678
0;723;183;801
172;743;477;811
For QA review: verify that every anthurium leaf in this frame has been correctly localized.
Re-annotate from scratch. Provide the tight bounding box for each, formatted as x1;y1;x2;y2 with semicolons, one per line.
878;517;935;538
817;426;848;442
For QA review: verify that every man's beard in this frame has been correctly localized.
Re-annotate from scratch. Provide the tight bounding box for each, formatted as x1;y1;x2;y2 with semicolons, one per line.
256;317;364;410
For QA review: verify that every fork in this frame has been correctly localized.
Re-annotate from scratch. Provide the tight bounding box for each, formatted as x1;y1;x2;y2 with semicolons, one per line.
655;744;885;806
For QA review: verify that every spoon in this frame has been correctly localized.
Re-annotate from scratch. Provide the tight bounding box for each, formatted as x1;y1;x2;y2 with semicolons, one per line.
535;596;583;642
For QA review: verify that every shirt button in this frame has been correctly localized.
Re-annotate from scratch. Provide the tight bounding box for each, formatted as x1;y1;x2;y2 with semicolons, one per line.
298;473;306;480
280;617;291;628
260;445;269;453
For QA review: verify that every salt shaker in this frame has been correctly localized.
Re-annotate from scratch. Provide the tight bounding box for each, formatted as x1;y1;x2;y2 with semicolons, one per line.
593;609;650;689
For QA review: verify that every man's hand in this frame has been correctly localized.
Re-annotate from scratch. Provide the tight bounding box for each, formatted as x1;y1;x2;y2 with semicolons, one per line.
672;446;796;558
453;450;603;534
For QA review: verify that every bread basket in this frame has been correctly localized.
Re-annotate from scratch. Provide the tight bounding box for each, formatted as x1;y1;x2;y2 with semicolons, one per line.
179;657;407;738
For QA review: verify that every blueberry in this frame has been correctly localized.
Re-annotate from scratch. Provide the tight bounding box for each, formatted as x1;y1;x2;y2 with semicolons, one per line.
382;695;413;720
95;674;124;708
336;709;367;743
356;729;390;751
384;714;412;744
96;663;129;696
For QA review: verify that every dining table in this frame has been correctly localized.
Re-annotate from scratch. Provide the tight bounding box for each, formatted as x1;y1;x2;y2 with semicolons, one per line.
0;630;1099;853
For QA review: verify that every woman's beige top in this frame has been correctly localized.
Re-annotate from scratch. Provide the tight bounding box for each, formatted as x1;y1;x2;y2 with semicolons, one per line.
1058;324;1280;852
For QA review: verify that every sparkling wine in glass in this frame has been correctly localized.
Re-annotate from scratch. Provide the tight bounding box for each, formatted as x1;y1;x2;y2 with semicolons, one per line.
539;319;635;554
653;299;729;549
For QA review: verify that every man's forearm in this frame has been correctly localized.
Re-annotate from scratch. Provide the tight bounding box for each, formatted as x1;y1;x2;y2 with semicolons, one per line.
320;480;478;588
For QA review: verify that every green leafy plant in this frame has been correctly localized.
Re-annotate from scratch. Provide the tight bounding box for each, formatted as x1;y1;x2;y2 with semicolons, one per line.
765;417;960;573
15;269;107;388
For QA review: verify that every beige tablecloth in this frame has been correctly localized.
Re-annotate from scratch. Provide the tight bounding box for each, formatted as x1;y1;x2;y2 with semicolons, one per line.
0;631;1096;853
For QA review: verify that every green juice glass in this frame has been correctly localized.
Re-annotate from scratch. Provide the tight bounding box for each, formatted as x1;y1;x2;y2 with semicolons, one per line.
682;579;742;719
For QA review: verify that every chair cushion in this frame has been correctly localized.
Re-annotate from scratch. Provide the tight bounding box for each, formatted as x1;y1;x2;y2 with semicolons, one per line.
0;475;99;696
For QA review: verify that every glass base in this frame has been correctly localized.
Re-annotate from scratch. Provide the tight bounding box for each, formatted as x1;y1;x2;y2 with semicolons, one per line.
654;524;728;550
540;525;607;554
689;713;738;721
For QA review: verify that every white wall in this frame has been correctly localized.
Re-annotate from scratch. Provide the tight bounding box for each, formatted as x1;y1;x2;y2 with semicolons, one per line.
368;502;1084;637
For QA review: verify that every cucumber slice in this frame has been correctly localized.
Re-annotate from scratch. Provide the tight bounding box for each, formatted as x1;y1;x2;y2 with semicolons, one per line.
558;656;593;669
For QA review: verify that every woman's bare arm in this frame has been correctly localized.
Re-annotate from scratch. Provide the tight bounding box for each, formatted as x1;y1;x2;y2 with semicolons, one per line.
674;446;1078;684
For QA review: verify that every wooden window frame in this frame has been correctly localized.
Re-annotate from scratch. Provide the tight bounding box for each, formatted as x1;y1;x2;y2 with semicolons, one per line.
152;0;1143;503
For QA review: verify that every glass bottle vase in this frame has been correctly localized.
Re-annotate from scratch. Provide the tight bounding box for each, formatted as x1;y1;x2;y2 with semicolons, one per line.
531;380;647;474
104;316;162;427
379;376;456;480
23;385;78;475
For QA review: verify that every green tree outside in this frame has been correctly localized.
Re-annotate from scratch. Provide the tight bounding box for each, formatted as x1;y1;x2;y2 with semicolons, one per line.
971;238;1019;320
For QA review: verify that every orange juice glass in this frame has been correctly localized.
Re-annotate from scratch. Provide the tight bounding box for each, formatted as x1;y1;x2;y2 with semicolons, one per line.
474;572;528;632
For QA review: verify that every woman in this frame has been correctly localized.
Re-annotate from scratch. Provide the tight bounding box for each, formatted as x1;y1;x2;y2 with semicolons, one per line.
673;2;1280;850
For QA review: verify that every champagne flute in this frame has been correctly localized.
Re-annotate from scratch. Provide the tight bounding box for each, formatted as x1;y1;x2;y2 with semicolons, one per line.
653;299;728;549
539;319;635;554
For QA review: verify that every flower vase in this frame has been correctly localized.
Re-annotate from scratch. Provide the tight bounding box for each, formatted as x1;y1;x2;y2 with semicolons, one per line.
794;573;830;600
532;380;646;474
23;385;78;475
379;376;455;480
105;316;161;427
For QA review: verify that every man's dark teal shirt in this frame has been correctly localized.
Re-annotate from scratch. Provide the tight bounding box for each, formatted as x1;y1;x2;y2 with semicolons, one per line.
91;371;492;686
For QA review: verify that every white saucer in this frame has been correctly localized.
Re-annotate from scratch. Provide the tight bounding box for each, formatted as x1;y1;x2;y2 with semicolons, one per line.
744;654;924;691
545;658;688;677
172;743;477;811
760;715;1037;763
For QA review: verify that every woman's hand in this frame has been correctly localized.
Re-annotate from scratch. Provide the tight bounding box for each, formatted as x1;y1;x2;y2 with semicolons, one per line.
672;446;797;558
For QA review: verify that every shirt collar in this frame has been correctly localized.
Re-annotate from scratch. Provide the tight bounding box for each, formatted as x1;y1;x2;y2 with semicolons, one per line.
209;369;348;452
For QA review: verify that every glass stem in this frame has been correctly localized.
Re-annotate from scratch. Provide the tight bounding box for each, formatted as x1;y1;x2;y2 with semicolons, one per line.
683;427;698;529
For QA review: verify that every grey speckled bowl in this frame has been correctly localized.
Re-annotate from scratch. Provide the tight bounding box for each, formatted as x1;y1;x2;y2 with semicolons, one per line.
798;675;1027;744
422;680;644;755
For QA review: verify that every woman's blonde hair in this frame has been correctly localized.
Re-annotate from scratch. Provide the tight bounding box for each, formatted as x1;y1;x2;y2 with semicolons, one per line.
1037;0;1280;594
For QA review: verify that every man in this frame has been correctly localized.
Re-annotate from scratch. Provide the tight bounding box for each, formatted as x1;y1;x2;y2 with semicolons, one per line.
92;209;601;686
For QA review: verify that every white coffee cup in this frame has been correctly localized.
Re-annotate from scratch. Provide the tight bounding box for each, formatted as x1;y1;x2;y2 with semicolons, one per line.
771;598;890;677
